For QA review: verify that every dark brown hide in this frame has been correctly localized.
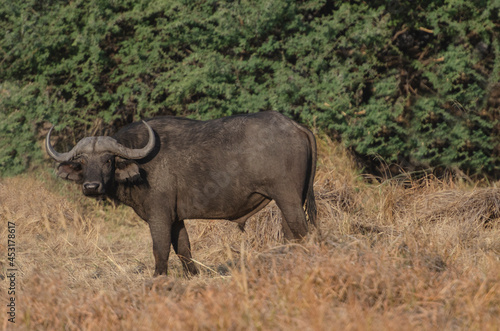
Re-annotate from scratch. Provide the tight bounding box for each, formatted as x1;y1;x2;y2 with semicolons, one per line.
47;112;317;276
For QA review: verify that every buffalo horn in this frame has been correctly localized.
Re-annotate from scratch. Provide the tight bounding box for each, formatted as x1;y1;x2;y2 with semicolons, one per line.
105;120;156;159
46;126;76;162
45;121;156;161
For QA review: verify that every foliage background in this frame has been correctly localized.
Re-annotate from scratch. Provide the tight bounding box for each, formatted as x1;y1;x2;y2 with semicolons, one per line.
1;0;499;177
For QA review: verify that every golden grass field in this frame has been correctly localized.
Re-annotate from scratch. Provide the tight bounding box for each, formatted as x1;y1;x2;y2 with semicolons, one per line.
1;138;500;330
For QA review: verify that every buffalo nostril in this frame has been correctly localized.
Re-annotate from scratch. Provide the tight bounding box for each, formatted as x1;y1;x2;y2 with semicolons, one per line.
83;182;100;191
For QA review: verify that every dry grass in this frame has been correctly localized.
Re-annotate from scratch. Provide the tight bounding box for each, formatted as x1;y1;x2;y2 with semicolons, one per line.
1;137;500;330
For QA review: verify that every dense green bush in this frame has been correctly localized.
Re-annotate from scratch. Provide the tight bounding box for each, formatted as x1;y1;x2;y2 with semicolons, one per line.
1;0;499;177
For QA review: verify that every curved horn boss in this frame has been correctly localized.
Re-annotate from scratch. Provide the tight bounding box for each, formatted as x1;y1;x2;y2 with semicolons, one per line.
46;120;155;161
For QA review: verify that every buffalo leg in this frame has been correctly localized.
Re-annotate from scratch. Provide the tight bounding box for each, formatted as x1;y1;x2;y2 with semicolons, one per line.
148;221;171;276
274;195;309;240
171;220;198;276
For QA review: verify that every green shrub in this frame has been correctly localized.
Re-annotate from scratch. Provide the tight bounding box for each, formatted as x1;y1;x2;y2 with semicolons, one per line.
1;0;499;177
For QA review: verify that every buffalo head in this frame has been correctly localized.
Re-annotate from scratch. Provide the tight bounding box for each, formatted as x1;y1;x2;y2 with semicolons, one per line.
46;121;155;197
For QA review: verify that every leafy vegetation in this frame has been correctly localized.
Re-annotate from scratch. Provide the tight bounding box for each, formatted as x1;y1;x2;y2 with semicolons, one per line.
1;0;499;176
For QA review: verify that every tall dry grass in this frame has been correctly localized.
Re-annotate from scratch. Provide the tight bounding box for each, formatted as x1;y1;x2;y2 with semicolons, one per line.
1;138;500;330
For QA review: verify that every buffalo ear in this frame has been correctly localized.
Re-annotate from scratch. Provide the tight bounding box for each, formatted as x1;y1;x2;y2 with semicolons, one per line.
57;162;83;182
115;157;141;183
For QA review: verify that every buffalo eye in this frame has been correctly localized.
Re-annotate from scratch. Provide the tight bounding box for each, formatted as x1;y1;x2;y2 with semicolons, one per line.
105;158;114;168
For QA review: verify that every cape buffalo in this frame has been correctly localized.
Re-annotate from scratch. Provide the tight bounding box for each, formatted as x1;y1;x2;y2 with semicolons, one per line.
46;112;317;276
